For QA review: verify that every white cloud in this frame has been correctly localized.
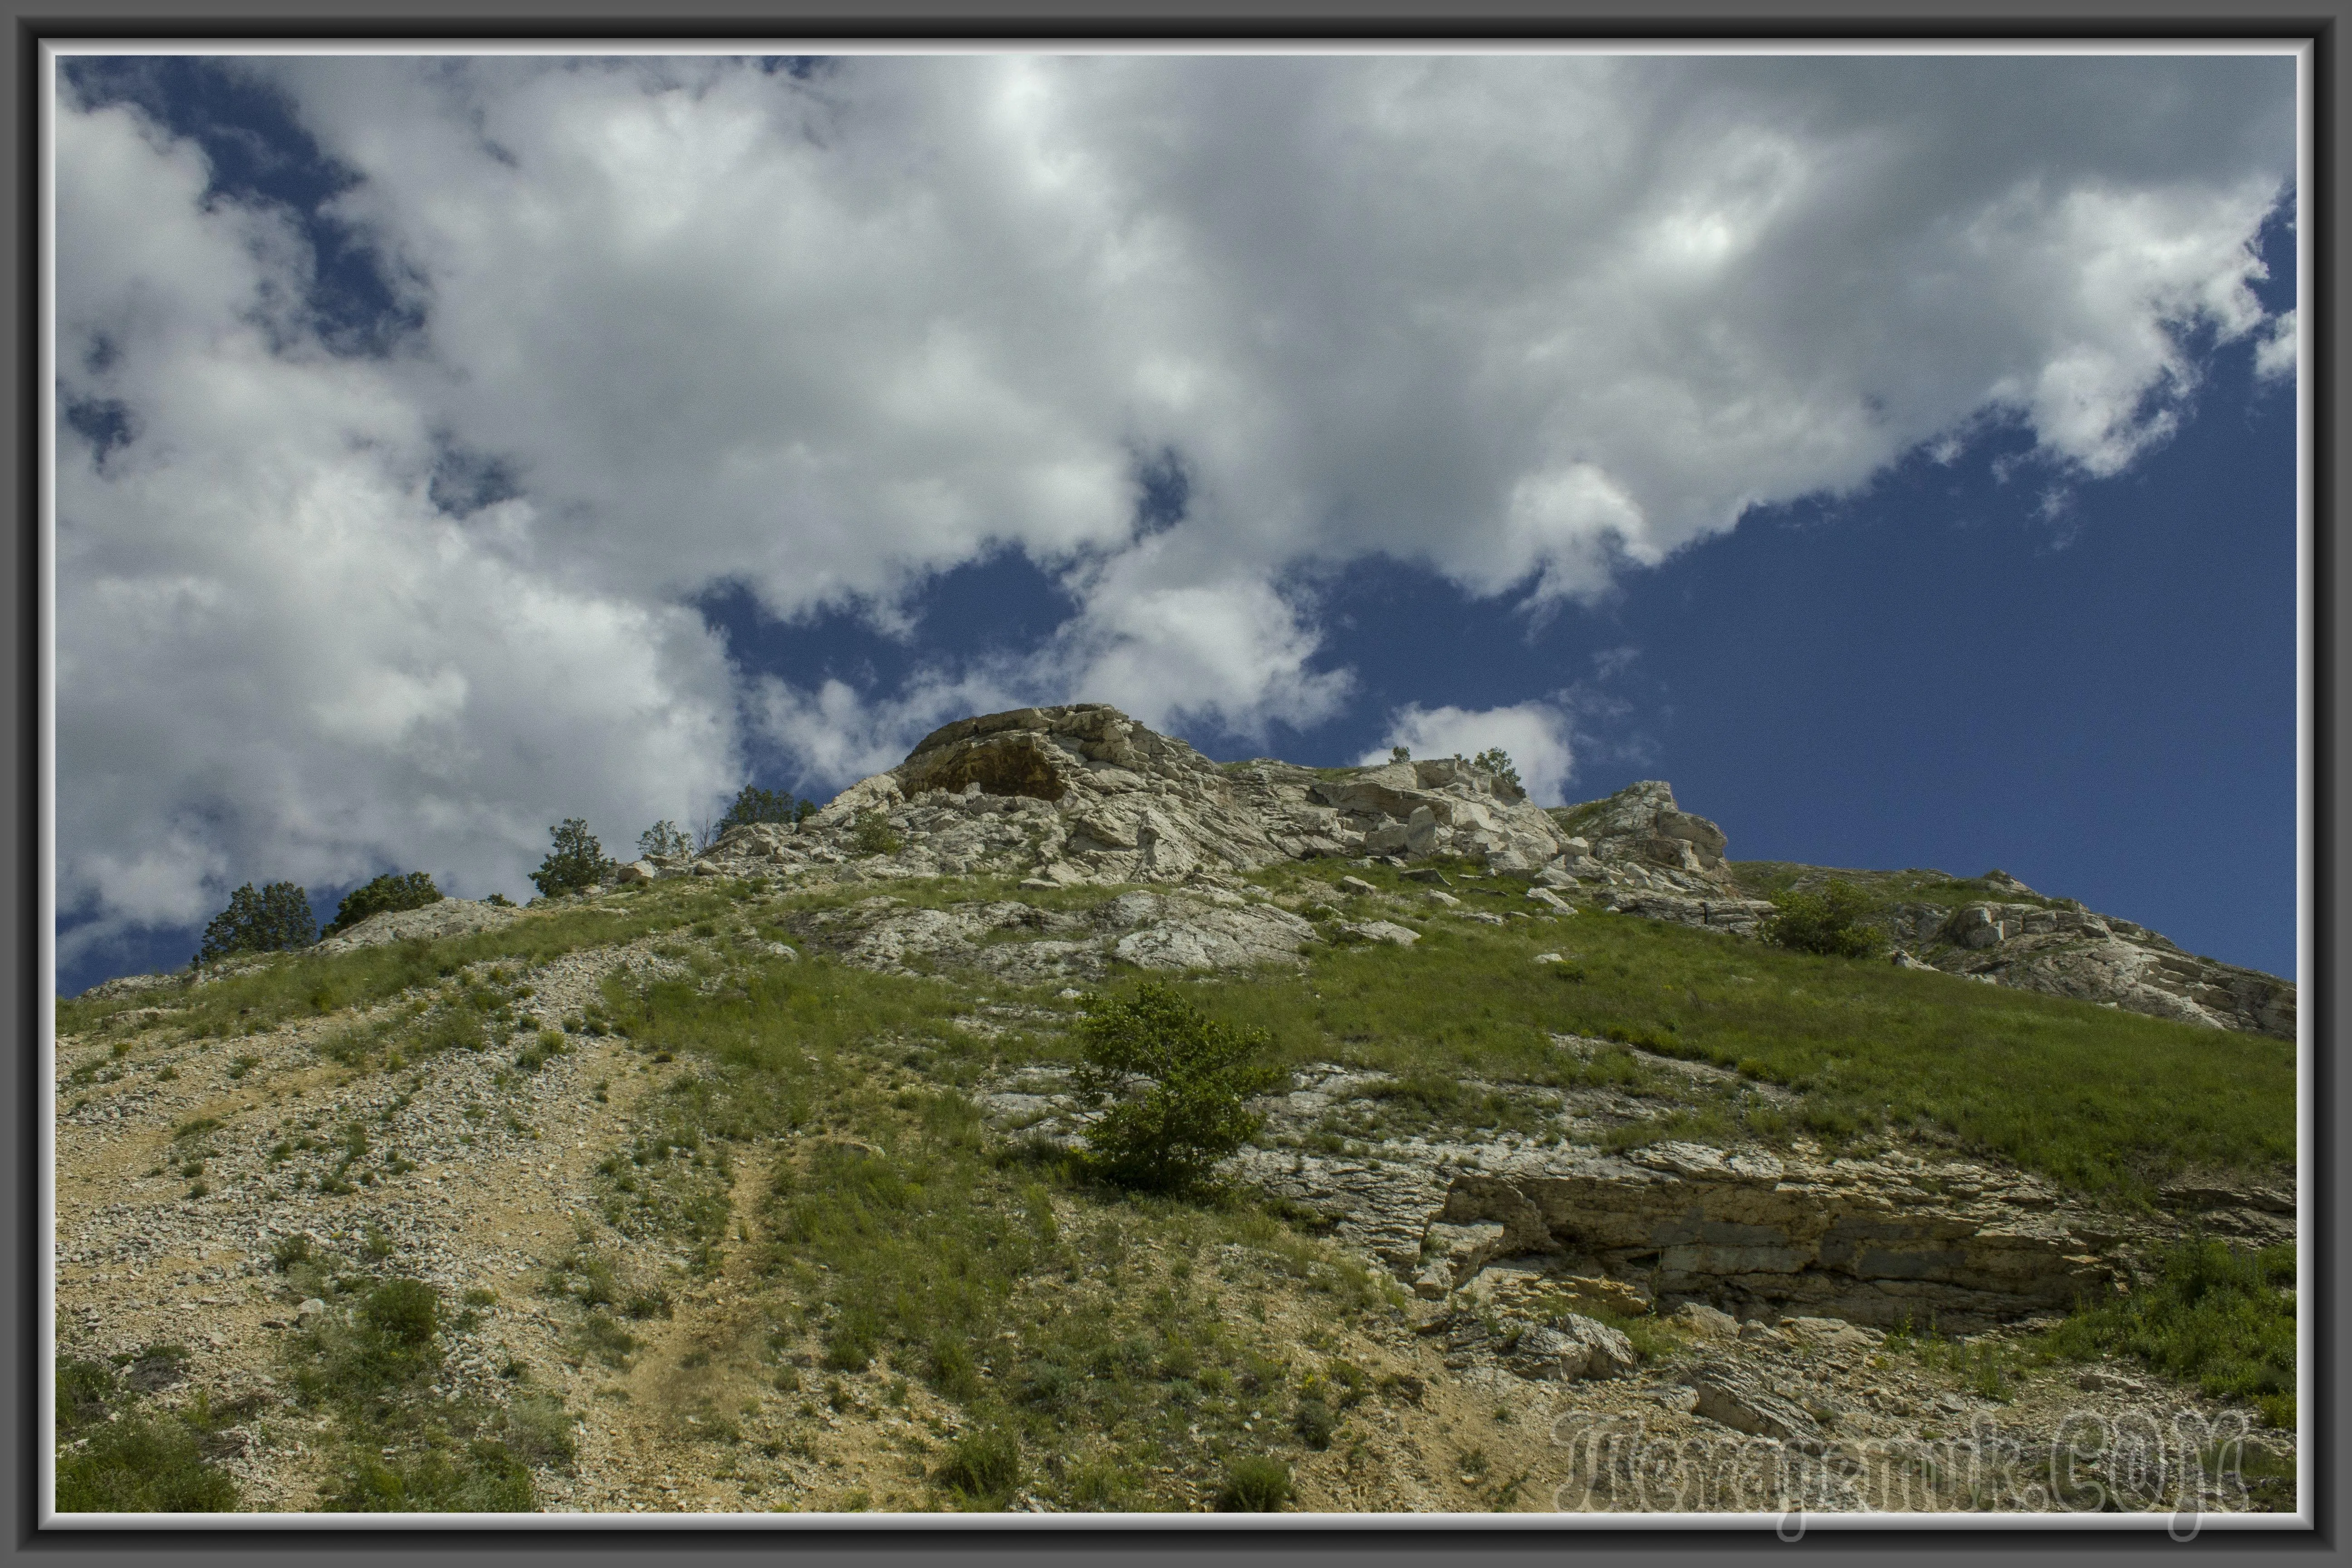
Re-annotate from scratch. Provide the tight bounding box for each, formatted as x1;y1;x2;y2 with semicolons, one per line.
2255;308;2298;380
1362;702;1578;806
55;54;2294;961
56;100;742;956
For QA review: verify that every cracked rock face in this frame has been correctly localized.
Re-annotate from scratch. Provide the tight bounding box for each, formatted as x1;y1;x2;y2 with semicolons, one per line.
985;1059;2212;1339
1874;898;2295;1039
1434;1141;2126;1332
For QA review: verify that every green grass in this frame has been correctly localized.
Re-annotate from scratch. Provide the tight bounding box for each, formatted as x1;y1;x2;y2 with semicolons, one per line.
1731;862;2075;914
581;948;1402;1510
53;1352;242;1513
2043;1238;2298;1428
1877;1238;2298;1430
1174;873;2292;1202
54;883;754;1044
278;1264;558;1510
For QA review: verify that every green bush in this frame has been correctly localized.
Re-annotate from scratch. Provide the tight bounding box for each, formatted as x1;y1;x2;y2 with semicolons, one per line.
363;1278;439;1348
851;809;902;856
1216;1454;1292;1511
195;881;317;966
56;1357;117;1430
530;819;614;897
326;872;442;937
1760;878;1883;959
1073;981;1282;1192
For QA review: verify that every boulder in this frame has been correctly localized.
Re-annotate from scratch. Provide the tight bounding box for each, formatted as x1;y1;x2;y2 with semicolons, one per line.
1682;1362;1817;1441
1671;1301;1740;1339
1566;1313;1639;1376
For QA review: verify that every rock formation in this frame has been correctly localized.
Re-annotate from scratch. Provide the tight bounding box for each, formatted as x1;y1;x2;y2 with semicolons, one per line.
625;706;2288;1039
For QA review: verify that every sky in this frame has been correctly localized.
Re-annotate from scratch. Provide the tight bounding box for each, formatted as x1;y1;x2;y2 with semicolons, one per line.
51;51;2300;995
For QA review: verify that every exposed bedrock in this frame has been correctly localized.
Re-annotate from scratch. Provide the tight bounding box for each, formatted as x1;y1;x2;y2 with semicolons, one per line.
1430;1141;2129;1333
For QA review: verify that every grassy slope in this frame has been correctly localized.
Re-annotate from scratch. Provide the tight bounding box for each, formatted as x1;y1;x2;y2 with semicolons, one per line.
1208;860;2292;1204
54;862;2298;1507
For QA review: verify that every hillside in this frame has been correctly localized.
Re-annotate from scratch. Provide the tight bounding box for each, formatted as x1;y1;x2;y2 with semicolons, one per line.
52;706;2297;1516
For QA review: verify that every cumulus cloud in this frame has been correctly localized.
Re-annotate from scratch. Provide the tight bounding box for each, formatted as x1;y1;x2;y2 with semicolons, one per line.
56;100;741;960
261;53;2292;607
1362;703;1578;807
54;53;2294;963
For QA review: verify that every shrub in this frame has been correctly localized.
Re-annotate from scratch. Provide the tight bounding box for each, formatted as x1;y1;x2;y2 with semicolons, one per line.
1216;1454;1292;1511
1072;981;1282;1191
483;892;515;907
56;1357;116;1430
1389;745;1411;763
530;819;614;898
363;1278;439;1347
195;881;317;966
715;785;803;835
851;809;902;856
325;872;443;937
1760;878;1884;959
935;1426;1021;1507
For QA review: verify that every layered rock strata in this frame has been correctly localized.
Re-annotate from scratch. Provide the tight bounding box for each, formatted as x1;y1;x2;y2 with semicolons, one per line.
1432;1140;2122;1332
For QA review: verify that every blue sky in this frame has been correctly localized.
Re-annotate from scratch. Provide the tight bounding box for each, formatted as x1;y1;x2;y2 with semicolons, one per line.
53;53;2299;994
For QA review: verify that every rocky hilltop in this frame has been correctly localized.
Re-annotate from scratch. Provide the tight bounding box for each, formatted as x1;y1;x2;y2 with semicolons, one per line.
617;703;2288;1040
52;704;2297;1517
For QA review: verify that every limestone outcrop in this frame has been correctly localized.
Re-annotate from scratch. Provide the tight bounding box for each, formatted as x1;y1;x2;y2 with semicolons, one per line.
1431;1139;2124;1332
677;704;1573;890
558;706;2291;1039
1876;891;2294;1039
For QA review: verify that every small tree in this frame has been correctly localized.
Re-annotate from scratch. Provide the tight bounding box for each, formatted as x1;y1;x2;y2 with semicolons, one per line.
195;882;317;966
530;819;613;898
715;784;800;835
325;871;442;938
1471;747;1523;794
1761;878;1884;959
637;821;692;860
1072;982;1282;1191
1389;745;1411;764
